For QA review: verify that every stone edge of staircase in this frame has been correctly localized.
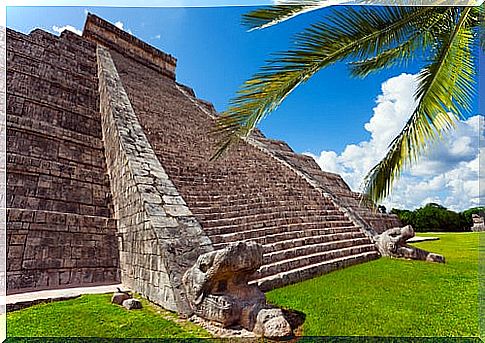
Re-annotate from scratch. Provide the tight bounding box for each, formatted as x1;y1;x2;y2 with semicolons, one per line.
96;45;213;315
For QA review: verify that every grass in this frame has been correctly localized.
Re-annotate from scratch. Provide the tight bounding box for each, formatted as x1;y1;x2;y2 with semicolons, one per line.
266;232;481;337
7;293;210;339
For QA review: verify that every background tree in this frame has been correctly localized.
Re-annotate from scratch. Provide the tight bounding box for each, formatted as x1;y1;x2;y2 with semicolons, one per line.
391;203;475;232
390;208;416;227
213;3;483;205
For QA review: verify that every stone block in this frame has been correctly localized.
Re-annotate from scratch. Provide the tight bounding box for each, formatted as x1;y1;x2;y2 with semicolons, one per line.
162;195;186;206
253;308;292;339
163;205;191;217
112;291;131;305
8;245;24;259
59;271;71;285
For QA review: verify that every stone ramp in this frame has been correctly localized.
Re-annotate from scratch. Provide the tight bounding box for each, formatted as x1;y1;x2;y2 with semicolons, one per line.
107;47;381;292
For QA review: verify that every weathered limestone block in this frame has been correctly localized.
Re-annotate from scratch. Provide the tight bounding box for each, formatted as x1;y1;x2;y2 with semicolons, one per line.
183;241;292;338
123;298;142;310
111;288;132;305
375;225;444;263
112;293;130;305
253;308;292;338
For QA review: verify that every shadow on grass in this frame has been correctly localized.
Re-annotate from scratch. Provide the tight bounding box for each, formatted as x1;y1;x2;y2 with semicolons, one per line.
282;308;306;336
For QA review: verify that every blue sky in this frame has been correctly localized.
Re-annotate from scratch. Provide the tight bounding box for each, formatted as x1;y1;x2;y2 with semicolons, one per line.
6;5;484;210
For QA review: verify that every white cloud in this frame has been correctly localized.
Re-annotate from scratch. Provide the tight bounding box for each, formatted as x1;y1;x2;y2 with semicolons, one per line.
154;34;161;39
52;25;82;36
114;21;132;34
305;73;483;212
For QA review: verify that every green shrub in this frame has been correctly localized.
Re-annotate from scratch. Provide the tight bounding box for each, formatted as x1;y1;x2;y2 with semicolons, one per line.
391;203;471;232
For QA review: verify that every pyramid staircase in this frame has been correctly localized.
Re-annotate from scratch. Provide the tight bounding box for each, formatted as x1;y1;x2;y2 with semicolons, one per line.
173;164;379;291
107;49;382;292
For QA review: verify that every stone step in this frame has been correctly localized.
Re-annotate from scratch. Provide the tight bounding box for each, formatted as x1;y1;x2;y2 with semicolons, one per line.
252;250;380;292
179;183;312;195
179;182;309;192
255;244;376;280
184;194;332;207
204;218;355;236
172;169;301;179
264;231;367;253
212;230;366;251
182;185;311;194
175;177;306;189
263;237;372;265
191;202;336;215
194;207;343;222
209;224;361;244
201;210;349;229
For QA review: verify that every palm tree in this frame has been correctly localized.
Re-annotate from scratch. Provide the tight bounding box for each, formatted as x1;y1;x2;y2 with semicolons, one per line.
212;3;483;204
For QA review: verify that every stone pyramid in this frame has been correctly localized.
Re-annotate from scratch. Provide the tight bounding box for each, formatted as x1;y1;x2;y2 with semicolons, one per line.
6;14;401;313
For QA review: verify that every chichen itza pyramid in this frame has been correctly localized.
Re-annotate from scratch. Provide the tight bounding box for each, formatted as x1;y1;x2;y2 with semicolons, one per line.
7;14;404;315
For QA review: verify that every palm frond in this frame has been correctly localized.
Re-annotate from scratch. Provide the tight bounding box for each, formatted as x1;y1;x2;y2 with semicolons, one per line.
363;8;476;203
349;30;430;78
479;5;485;51
242;1;350;31
213;7;435;159
349;9;454;78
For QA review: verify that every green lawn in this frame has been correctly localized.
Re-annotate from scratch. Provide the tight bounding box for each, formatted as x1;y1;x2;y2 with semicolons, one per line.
266;232;482;337
7;293;210;339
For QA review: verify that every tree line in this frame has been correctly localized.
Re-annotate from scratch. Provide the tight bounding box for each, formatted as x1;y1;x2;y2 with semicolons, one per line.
388;203;484;232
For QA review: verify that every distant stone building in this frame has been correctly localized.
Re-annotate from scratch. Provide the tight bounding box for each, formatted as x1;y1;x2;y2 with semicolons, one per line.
6;14;401;313
471;214;484;232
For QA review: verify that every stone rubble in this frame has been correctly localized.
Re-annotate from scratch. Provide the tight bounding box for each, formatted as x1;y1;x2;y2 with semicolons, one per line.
111;291;131;305
253;308;292;339
122;298;143;310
